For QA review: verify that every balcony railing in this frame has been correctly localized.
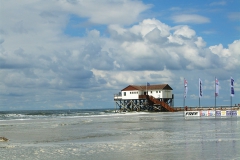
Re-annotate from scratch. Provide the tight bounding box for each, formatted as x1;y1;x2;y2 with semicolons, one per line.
139;95;147;99
114;94;148;100
114;93;122;100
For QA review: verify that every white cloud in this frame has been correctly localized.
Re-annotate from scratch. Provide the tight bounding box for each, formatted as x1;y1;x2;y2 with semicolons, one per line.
134;18;170;37
0;1;239;110
209;1;226;6
202;30;217;35
58;0;151;25
105;19;227;73
209;40;240;70
91;68;174;88
170;7;182;11
194;37;206;48
228;12;240;21
173;25;196;39
172;14;210;24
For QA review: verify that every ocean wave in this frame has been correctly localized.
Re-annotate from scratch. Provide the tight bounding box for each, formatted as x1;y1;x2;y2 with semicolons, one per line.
0;109;116;121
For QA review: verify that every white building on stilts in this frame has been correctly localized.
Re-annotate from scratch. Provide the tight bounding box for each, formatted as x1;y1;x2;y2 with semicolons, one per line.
114;84;175;112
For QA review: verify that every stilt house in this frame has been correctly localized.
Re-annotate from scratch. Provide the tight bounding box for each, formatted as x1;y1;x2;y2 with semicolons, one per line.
114;84;175;112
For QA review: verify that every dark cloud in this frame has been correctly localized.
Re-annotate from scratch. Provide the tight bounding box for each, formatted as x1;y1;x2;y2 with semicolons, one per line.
91;52;114;70
108;28;143;42
0;38;4;44
39;11;58;18
144;27;169;44
0;58;30;69
12;20;29;34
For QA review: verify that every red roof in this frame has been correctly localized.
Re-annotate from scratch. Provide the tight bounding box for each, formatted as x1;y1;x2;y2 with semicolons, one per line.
121;84;172;91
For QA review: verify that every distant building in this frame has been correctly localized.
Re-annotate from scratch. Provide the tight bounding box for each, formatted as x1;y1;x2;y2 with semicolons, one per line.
120;84;173;100
114;84;174;112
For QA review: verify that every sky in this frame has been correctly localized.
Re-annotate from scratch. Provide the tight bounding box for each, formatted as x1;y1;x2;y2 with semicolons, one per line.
0;0;239;111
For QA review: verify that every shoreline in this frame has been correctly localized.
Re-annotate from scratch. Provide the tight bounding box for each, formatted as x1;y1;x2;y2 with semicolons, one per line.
174;107;240;111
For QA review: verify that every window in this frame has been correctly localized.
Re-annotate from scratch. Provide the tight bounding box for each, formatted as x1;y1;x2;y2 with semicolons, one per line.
156;91;158;93
124;92;126;96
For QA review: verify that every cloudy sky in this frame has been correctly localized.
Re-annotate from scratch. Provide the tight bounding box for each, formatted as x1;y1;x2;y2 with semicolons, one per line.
0;0;239;111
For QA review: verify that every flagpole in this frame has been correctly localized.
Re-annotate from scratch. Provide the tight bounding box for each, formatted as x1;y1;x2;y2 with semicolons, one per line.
184;78;185;106
199;78;201;108
183;78;185;117
230;78;232;117
230;77;235;116
214;77;216;116
183;97;185;109
199;97;200;108
231;95;232;117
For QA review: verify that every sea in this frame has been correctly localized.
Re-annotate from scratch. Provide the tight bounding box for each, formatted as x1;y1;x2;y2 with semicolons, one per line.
0;109;239;160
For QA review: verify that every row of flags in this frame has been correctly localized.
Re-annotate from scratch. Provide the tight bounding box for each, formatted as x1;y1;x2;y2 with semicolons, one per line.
184;77;235;98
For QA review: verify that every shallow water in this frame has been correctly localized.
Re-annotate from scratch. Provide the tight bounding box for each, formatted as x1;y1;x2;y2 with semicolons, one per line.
0;111;239;160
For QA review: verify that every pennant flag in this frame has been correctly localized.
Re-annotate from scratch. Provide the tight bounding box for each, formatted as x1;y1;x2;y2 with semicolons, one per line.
199;78;203;98
184;79;188;98
215;78;219;97
231;77;234;97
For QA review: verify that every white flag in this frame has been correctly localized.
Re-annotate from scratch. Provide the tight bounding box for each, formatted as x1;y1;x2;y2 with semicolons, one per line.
184;79;188;98
199;78;203;98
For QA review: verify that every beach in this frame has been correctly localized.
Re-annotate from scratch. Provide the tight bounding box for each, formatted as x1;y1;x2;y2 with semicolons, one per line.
0;110;239;160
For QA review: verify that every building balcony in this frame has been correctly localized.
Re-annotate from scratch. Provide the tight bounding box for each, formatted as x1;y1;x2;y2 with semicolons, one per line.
114;93;122;100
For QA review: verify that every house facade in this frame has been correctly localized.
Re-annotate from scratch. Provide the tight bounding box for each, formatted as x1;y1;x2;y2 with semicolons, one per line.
115;84;173;100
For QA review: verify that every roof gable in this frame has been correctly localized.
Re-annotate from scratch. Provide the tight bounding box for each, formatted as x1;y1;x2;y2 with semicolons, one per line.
121;84;172;91
121;85;141;91
142;84;172;90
